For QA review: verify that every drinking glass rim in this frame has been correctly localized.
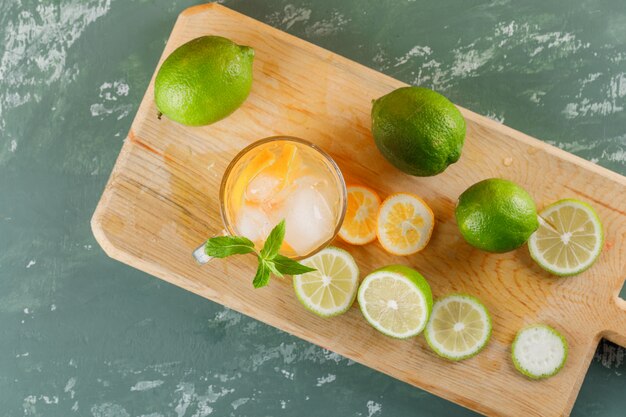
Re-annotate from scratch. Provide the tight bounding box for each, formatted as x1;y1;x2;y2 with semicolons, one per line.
219;136;347;260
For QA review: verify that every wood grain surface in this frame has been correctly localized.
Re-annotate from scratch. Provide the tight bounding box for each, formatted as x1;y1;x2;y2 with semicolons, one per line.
91;4;626;416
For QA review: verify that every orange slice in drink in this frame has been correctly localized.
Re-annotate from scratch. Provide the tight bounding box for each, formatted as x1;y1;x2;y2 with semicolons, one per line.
339;185;381;245
245;144;302;204
230;148;275;211
264;143;301;185
377;192;434;255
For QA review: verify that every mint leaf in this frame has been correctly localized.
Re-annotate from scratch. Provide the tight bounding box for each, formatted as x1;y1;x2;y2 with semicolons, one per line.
273;255;316;275
265;260;284;278
202;220;309;288
260;219;285;260
253;258;271;288
205;236;255;258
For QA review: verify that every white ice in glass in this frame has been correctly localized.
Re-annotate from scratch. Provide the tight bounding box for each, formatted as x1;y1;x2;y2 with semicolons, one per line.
282;183;334;255
235;203;274;243
245;174;281;204
235;171;336;256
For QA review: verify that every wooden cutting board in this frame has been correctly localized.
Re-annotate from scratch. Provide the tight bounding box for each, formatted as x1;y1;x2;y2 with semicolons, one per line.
91;4;626;416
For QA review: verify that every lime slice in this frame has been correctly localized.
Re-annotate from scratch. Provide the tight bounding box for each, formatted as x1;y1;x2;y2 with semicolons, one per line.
293;247;359;317
357;265;433;338
424;294;492;361
528;199;603;276
512;324;568;379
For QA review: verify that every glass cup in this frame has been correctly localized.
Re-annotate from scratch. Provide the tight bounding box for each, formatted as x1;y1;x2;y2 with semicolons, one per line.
193;136;347;263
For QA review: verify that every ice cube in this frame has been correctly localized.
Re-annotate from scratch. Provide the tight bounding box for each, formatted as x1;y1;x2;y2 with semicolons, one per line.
245;174;282;204
272;175;322;204
282;186;334;256
294;175;324;188
235;204;274;244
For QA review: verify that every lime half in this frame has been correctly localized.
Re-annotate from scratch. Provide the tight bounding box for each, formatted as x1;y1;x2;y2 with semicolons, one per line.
512;324;568;379
357;265;433;338
528;199;603;276
424;294;492;361
293;247;359;317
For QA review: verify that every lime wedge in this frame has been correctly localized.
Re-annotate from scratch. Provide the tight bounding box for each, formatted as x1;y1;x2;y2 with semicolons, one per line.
512;324;568;379
293;247;359;317
424;294;492;361
357;265;432;338
528;199;603;276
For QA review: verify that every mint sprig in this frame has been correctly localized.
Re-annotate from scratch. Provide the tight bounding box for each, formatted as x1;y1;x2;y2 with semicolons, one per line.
204;219;316;288
204;236;256;258
260;218;286;260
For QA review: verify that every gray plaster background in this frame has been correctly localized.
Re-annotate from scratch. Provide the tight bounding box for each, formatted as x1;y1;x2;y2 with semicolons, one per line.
0;0;624;416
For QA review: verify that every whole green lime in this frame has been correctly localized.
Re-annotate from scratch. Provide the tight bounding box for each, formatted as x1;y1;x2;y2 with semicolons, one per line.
371;86;466;177
155;36;254;126
455;178;538;253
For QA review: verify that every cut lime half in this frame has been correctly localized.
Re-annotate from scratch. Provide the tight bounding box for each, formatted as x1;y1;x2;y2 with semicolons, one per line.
528;199;603;276
293;247;359;317
512;324;568;379
424;294;492;361
357;265;433;338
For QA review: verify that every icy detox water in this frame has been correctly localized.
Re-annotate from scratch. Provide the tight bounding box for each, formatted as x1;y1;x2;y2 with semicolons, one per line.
222;140;344;258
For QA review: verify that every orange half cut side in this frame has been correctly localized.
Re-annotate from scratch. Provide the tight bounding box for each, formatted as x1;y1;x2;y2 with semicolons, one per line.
339;185;381;245
377;192;434;255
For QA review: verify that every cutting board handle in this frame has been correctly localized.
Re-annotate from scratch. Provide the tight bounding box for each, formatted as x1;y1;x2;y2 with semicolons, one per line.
603;296;626;347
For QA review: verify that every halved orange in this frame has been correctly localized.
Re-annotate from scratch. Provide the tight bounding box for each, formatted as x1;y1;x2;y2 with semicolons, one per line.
377;192;434;255
339;185;381;245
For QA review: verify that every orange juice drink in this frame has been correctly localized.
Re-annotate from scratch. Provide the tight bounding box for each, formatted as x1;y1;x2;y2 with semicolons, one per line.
220;137;346;259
